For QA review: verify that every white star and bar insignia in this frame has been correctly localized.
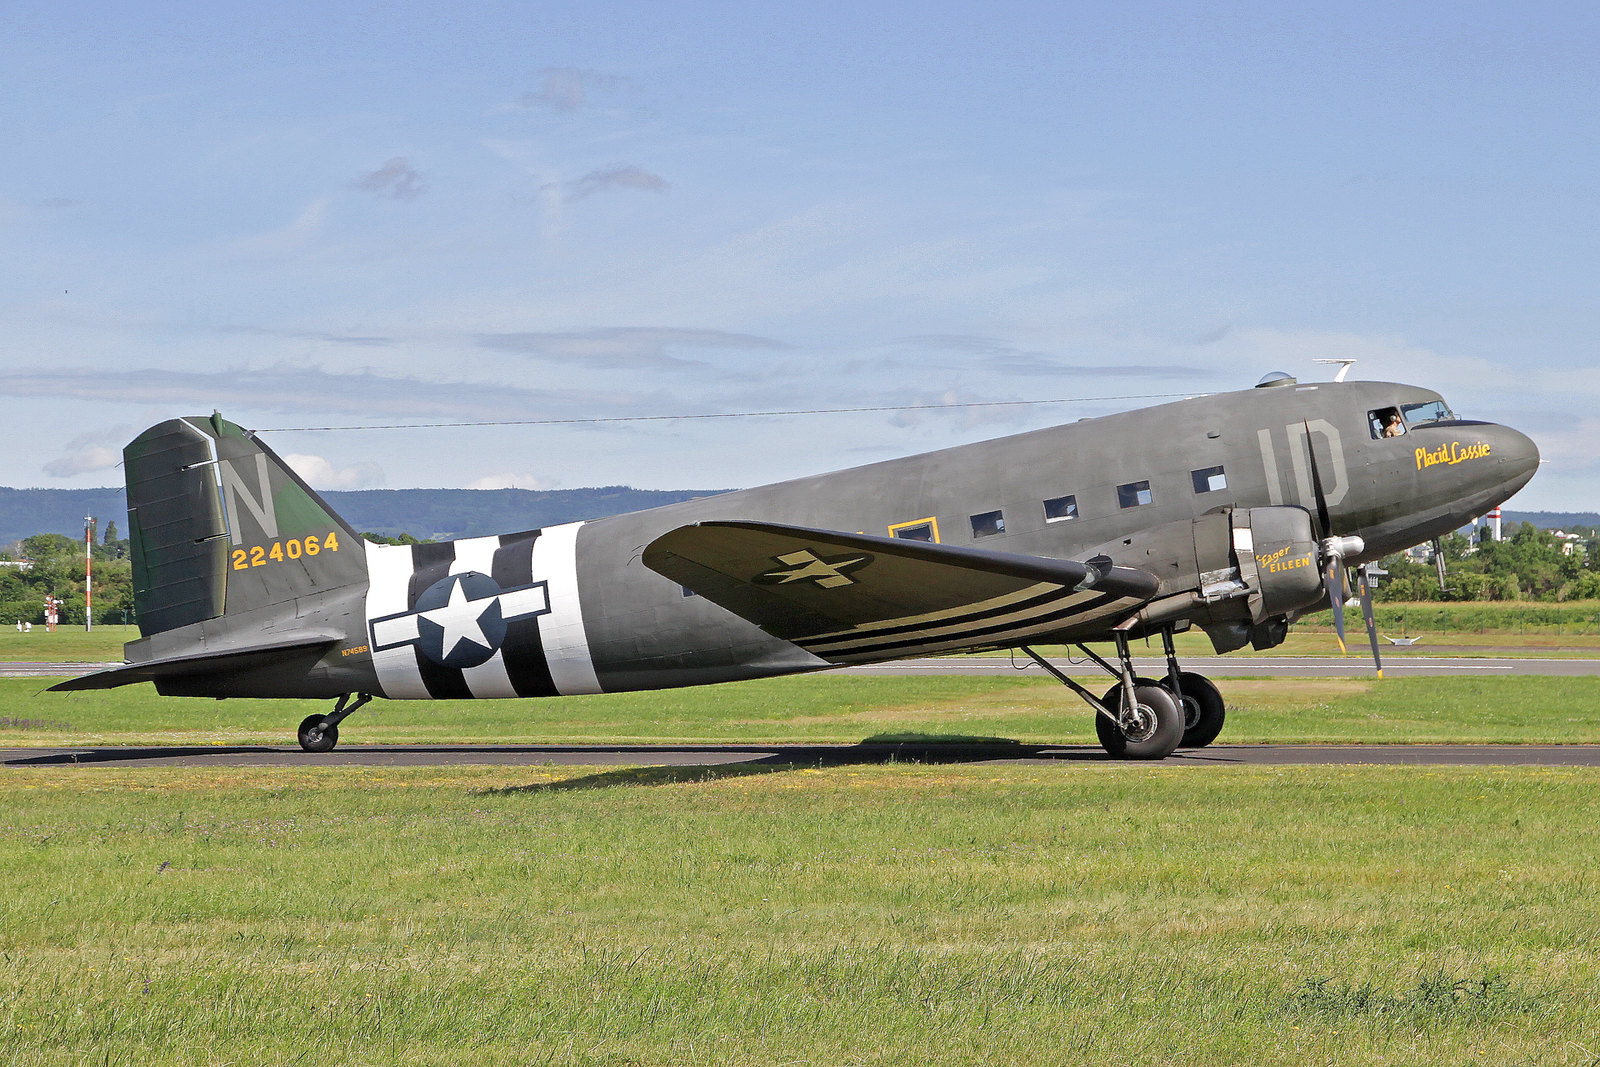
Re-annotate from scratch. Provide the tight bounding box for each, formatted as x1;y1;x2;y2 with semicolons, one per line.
370;571;551;669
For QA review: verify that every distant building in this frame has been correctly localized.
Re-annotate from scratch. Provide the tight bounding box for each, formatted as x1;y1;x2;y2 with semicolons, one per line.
1551;531;1587;557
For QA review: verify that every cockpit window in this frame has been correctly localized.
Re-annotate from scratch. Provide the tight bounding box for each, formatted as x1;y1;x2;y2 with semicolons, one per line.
1403;400;1455;425
1369;407;1407;439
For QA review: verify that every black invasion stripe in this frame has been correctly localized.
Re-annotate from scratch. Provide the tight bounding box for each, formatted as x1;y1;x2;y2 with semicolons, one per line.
493;530;559;698
798;591;1127;660
409;540;472;700
800;585;1078;648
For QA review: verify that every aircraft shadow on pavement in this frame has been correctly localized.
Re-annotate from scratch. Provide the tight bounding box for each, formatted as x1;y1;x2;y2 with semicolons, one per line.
484;735;1111;794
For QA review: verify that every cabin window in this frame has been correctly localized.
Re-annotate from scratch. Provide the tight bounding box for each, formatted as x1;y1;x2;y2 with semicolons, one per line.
1117;480;1152;508
1191;465;1227;494
1403;400;1454;425
1043;494;1078;522
888;517;938;542
969;510;1005;538
1369;407;1406;439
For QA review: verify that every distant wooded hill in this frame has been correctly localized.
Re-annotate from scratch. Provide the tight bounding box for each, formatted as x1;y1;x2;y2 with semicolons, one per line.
1502;511;1600;530
0;485;730;547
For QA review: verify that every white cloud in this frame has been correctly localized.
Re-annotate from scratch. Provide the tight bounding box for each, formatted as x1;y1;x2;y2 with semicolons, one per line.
40;427;137;477
514;68;625;112
284;453;385;490
353;158;423;201
476;326;784;368
551;165;668;202
0;365;656;422
42;445;120;478
227;197;331;257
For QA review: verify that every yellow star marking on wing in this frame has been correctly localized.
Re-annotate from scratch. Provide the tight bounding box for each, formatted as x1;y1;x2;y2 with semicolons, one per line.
761;549;869;589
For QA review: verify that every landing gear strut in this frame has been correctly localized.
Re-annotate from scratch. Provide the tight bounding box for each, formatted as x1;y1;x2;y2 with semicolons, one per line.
1157;628;1226;748
1019;625;1227;759
297;692;373;753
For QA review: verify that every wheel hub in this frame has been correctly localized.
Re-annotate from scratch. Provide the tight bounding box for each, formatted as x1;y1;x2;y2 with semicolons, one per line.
1179;694;1201;730
1120;704;1157;743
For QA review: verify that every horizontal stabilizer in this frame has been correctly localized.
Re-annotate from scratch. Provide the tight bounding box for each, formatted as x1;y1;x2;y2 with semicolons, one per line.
643;520;1157;663
47;634;343;692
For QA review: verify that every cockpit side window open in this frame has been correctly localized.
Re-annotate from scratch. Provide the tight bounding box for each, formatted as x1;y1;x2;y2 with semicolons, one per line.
1369;407;1406;439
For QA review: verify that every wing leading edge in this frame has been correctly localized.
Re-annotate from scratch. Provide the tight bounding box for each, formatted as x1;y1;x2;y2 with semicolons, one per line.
642;521;1159;664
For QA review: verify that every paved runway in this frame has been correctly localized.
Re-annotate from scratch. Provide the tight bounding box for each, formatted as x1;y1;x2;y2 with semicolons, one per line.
8;742;1600;769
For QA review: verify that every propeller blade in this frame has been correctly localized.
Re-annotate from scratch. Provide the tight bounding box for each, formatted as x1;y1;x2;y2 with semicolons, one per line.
1433;538;1449;592
1325;555;1348;654
1302;420;1334;538
1358;566;1384;678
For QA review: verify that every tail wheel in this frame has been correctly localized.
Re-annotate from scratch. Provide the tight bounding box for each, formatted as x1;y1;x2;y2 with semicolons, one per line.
297;714;339;753
1095;682;1184;760
1174;672;1226;748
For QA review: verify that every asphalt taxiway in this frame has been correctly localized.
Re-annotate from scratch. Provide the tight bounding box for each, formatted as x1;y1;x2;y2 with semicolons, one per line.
7;742;1600;769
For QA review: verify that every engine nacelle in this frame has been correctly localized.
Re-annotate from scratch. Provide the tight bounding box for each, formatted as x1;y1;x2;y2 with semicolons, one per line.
1084;506;1324;653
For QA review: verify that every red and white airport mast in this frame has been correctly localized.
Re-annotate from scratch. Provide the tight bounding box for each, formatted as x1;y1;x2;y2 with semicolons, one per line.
1487;507;1503;542
83;516;94;633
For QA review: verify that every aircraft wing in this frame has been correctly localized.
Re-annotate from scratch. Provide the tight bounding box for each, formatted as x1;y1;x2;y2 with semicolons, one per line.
642;520;1159;664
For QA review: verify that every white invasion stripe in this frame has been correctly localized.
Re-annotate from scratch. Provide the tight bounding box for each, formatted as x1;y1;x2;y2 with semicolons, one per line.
371;613;419;649
800;581;1063;644
450;536;518;699
365;542;430;699
801;588;1098;655
532;521;602;695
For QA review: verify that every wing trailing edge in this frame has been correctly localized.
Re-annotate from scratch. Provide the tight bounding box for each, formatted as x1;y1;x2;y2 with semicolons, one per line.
642;520;1158;664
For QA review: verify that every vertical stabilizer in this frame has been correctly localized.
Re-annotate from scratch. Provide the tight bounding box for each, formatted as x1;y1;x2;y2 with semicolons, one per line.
126;415;367;636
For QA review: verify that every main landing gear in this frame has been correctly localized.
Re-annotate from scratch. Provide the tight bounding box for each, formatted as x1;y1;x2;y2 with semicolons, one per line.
1019;625;1226;760
297;693;373;753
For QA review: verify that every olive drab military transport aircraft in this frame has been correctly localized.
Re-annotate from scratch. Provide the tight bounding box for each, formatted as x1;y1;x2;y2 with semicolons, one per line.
53;373;1539;759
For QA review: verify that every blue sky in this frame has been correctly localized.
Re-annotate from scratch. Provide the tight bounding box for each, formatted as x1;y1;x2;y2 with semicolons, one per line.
2;1;1595;510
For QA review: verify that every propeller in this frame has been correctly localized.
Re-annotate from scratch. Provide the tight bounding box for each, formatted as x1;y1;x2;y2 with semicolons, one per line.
1356;565;1384;678
1433;537;1450;592
1302;422;1381;673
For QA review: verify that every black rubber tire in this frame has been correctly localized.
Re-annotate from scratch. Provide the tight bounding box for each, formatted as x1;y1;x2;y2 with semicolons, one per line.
1094;682;1184;760
297;714;339;753
1174;671;1226;748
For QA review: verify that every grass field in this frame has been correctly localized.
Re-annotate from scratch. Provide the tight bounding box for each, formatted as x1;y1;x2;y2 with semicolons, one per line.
3;763;1599;1065
5;673;1600;748
9;622;1600;1064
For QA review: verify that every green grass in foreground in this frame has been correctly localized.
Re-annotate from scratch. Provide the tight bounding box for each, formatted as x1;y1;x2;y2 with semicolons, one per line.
2;764;1598;1065
6;674;1600;747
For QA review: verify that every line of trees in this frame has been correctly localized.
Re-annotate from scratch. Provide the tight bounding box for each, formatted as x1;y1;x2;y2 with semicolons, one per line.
0;532;134;626
1376;523;1600;602
0;529;434;627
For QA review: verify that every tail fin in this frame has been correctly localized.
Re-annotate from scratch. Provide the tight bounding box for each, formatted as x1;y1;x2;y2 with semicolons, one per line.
126;413;367;635
53;414;371;694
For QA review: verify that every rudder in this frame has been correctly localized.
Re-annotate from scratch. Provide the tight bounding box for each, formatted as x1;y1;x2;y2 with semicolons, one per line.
126;413;367;636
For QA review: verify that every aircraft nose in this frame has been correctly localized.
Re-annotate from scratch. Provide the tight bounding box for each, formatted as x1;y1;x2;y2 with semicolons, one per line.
1488;423;1540;493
